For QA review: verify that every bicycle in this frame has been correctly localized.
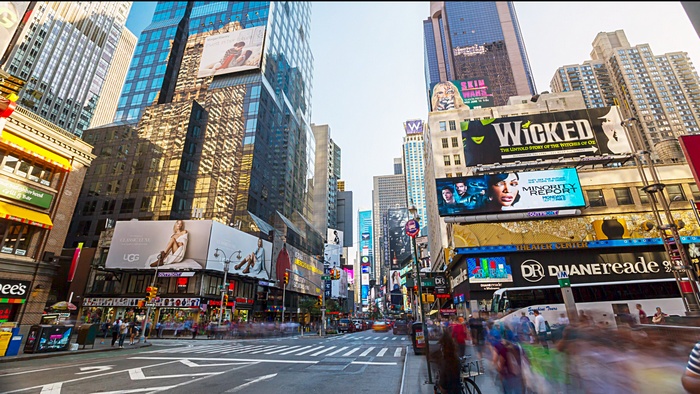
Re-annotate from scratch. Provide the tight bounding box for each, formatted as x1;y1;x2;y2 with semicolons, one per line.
433;355;483;394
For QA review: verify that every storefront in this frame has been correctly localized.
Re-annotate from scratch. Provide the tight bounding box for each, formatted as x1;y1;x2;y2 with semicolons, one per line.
0;279;30;324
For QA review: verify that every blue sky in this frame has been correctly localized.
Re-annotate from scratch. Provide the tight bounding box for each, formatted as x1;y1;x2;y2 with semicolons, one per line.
126;2;700;219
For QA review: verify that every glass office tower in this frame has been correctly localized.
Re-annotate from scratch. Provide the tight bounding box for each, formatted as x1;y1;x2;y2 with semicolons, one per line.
423;1;536;106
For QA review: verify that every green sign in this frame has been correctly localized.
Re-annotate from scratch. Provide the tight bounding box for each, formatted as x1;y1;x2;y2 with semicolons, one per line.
321;275;330;281
558;278;571;288
420;278;434;287
0;178;53;209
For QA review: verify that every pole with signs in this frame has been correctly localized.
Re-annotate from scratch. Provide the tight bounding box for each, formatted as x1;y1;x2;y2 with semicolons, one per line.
557;271;578;323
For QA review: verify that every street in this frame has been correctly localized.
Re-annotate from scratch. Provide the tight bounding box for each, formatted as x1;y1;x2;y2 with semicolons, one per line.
0;331;411;394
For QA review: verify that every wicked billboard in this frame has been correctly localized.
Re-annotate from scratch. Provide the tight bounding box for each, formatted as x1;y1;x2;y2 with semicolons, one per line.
461;106;632;166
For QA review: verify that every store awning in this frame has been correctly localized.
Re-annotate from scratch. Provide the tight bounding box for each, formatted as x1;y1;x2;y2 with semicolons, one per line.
0;132;72;171
0;201;53;229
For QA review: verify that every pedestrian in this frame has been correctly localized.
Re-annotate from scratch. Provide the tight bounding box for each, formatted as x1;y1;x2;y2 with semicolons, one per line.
557;313;570;326
100;320;111;344
111;318;121;347
652;306;668;324
119;319;129;348
192;321;199;339
682;341;700;393
532;310;549;350
636;304;648;324
129;320;139;345
450;316;468;358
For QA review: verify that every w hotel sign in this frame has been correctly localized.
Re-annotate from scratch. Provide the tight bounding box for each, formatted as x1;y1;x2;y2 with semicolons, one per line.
404;119;424;135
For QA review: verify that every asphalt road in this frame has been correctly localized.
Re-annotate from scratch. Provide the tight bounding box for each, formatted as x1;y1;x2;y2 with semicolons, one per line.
0;330;411;394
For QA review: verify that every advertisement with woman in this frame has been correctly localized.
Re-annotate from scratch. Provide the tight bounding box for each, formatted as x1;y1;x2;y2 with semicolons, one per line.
436;168;585;216
197;26;266;78
207;221;272;280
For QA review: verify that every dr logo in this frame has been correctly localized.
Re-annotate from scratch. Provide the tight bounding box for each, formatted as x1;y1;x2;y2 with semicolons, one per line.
521;259;545;282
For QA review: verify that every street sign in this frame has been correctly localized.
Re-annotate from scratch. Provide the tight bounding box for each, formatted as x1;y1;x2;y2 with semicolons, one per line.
557;271;571;287
405;219;420;238
420;277;434;287
321;275;330;280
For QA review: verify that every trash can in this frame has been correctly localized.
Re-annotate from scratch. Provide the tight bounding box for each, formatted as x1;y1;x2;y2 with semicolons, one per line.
410;322;426;355
76;324;98;349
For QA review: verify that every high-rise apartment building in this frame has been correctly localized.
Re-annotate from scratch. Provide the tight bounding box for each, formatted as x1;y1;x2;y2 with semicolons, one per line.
550;60;615;109
372;172;407;281
311;123;341;236
423;1;535;106
68;2;315;248
402;119;429;238
551;30;700;158
3;2;133;137
89;27;137;128
336;190;353;248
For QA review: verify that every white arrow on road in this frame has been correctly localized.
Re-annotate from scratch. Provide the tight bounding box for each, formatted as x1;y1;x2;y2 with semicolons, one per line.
76;366;114;375
225;373;277;393
179;359;254;368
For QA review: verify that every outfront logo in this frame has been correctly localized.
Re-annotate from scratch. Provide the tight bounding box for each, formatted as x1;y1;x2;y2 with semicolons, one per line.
123;254;140;263
521;259;545;282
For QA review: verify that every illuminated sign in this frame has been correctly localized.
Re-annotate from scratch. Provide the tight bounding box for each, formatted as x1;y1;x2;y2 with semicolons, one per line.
404;119;424;135
436;168;585;217
461;106;632;166
430;78;494;111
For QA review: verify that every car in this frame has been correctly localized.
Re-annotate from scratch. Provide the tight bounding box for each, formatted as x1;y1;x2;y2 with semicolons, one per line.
352;319;363;331
393;319;409;335
372;320;390;332
337;318;352;333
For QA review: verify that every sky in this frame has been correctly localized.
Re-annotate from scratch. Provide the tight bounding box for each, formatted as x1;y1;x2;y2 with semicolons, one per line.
126;1;700;224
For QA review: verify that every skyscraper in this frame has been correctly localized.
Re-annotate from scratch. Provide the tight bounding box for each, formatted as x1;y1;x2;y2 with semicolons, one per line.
402;119;428;237
311;123;341;235
423;1;535;106
372;172;407;281
549;60;615;109
3;2;133;136
358;209;373;309
68;2;315;247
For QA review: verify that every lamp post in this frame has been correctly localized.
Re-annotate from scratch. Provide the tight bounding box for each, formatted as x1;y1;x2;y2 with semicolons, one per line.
407;205;432;384
214;248;242;326
139;255;161;344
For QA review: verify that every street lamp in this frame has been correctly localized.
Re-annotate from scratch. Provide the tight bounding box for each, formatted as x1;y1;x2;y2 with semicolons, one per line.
408;204;433;384
214;248;242;326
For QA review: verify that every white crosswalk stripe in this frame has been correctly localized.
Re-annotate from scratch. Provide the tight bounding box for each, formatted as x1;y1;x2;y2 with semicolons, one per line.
342;348;360;356
296;346;323;355
146;343;405;358
359;347;375;357
394;348;402;357
280;345;312;355
377;348;388;357
326;346;349;356
264;345;301;355
310;346;336;357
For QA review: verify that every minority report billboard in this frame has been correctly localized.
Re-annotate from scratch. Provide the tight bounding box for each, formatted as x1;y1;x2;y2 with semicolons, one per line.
436;168;585;216
461;106;632;166
197;26;265;78
430;77;494;111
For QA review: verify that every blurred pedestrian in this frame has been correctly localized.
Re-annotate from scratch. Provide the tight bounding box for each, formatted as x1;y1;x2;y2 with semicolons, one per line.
119;320;129;348
493;334;525;394
652;306;668;324
636;304;648;324
430;331;463;394
533;310;549;350
129;320;138;345
100;320;111;344
557;313;570;326
450;316;468;357
192;321;199;339
111;317;122;347
682;341;700;393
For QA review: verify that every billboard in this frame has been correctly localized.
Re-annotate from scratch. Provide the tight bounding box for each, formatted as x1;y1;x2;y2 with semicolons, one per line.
679;135;700;189
0;3;32;63
430;78;494;111
436;168;585;216
208;221;273;279
343;265;354;285
404;119;424;135
327;229;344;247
466;257;513;291
197;26;265;78
389;270;401;291
275;243;322;296
387;208;411;270
461;106;632;166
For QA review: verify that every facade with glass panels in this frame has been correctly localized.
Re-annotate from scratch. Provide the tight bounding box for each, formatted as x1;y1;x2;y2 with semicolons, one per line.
372;173;407;281
68;2;315;250
3;2;132;137
423;1;535;106
402;122;428;238
311;123;341;236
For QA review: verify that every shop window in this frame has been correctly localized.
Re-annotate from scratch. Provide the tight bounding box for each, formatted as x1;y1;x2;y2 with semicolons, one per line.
2;154;19;173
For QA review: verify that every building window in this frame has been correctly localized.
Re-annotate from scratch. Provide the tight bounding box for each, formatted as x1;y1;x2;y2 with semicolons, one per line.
586;189;606;207
453;154;461;165
0;222;35;256
690;183;700;200
614;188;633;205
449;120;456;130
451;137;459;147
637;187;649;204
443;155;451;166
666;184;685;202
439;121;446;131
441;138;448;148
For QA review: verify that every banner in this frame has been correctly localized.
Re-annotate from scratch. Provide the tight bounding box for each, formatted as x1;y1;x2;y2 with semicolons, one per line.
387;208;411;269
197;26;265;78
430;78;494;111
462;106;632;165
436;168;585;216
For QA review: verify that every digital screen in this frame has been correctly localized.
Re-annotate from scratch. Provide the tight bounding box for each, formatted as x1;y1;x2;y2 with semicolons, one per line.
436;168;585;216
467;257;513;284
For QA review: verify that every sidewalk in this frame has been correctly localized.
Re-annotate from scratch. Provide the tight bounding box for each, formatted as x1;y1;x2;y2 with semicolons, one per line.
401;343;503;394
0;335;152;364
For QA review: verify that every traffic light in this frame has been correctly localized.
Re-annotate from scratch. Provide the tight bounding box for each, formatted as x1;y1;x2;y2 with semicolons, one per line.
317;295;322;306
421;294;435;303
137;300;145;308
329;268;335;280
333;269;340;280
223;294;229;306
145;286;158;302
284;272;289;285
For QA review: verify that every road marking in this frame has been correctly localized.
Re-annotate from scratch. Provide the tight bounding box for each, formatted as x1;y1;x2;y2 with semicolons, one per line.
325;346;348;356
129;356;318;364
359;347;375;357
342;348;360;356
39;383;62;394
264;345;299;355
394;348;402;357
76;366;114;375
310;346;336;357
377;348;388;357
224;373;277;393
248;345;283;354
93;387;176;394
382;337;389;341
295;346;322;355
179;359;253;368
0;363;95;377
392;337;398;340
351;361;397;365
128;367;219;380
280;345;311;355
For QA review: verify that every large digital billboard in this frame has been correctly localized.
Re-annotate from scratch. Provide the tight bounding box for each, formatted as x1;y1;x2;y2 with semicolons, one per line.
430;78;494;111
461;106;632;166
436;168;585;216
197;26;265;78
387;208;411;270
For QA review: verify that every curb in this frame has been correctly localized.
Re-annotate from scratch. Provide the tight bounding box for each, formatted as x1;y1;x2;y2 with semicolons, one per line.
0;342;152;364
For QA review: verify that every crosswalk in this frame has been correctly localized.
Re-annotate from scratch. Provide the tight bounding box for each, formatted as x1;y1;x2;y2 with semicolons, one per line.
326;335;409;341
144;343;406;358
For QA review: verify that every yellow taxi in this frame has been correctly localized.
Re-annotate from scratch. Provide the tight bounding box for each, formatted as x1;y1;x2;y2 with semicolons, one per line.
372;320;390;332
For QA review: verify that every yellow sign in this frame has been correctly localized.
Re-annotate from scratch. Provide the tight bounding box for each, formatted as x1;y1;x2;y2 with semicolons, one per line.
294;258;323;275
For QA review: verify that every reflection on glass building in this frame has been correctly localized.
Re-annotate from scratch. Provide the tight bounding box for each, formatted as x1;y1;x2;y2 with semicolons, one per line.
423;1;535;106
3;2;132;137
68;2;315;249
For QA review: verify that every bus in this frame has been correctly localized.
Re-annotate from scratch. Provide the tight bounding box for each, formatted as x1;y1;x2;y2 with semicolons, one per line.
491;278;685;328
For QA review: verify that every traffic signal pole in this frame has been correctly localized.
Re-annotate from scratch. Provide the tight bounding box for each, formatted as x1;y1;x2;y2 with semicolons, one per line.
139;260;160;343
